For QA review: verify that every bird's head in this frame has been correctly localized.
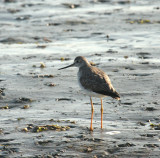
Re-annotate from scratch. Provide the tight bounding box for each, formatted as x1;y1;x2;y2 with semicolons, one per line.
58;56;90;70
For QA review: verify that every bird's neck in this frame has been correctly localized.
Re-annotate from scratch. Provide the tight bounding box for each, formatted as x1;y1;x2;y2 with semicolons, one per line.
79;64;91;74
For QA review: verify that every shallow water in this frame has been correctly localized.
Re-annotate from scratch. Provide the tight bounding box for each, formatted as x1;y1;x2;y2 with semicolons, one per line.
0;0;160;157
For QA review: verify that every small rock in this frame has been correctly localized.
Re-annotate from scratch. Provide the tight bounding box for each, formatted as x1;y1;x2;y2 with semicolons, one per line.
144;144;159;148
118;142;136;147
22;105;30;109
145;107;157;111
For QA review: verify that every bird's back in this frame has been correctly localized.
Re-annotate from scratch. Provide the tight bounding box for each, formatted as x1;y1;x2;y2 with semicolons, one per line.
78;65;120;100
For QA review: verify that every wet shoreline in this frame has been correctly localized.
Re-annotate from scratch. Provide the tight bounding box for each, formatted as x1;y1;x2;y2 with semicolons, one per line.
0;0;160;157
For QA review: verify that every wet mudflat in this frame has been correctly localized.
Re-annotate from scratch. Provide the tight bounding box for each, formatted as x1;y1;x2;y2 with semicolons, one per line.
0;0;160;157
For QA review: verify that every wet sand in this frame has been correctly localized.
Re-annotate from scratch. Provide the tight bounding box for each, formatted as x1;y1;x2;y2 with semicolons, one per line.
0;0;160;157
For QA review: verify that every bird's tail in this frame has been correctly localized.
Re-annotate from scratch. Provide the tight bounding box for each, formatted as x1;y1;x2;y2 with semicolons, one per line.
112;91;120;100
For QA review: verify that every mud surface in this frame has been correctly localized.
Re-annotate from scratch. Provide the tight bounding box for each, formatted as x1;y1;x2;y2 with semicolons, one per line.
0;0;160;157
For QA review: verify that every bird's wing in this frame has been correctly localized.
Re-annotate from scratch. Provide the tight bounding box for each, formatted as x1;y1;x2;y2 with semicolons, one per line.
79;66;119;98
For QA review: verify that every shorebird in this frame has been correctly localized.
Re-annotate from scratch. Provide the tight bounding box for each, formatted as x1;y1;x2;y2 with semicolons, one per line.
59;56;120;131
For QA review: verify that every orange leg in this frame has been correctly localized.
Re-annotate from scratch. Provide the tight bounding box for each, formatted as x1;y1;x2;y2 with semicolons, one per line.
101;98;103;129
90;97;94;131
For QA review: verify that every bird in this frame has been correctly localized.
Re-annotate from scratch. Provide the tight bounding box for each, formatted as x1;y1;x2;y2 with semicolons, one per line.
58;56;120;131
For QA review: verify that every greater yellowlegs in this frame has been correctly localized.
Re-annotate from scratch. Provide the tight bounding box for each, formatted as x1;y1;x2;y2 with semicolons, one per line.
59;56;120;131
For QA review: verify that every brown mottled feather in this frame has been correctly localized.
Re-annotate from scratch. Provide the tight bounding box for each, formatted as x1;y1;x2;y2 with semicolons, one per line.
79;65;120;100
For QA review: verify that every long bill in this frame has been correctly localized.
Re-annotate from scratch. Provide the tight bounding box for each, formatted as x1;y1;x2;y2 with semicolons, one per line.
58;63;75;70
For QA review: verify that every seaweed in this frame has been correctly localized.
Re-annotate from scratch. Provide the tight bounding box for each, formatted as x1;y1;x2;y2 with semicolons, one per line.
149;120;160;130
22;124;70;133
